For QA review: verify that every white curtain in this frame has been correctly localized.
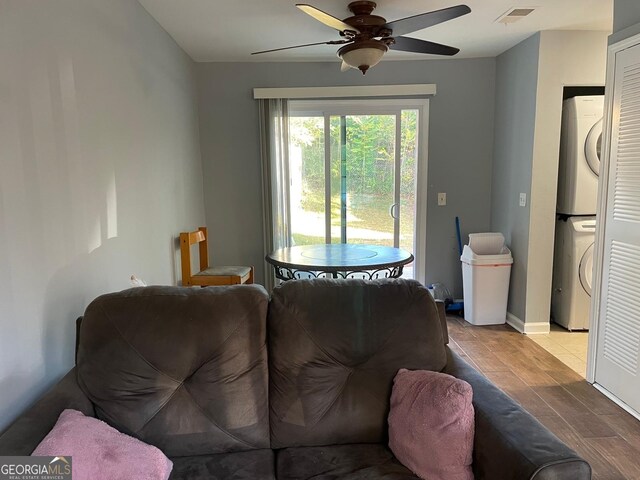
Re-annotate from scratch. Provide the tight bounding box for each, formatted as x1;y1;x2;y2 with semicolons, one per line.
259;98;291;291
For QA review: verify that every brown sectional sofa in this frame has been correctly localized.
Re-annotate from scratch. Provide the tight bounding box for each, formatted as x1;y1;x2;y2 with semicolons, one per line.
0;279;591;479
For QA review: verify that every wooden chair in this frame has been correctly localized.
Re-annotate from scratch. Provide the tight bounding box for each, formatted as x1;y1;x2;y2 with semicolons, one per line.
180;227;254;286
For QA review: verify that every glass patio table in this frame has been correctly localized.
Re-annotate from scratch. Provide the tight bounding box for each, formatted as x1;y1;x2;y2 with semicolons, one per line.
266;243;414;281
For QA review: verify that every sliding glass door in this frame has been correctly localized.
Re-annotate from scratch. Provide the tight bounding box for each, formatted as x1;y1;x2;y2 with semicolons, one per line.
288;100;427;280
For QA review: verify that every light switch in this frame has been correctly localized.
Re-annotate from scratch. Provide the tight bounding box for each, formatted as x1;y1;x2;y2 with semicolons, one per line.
519;193;527;207
438;193;447;206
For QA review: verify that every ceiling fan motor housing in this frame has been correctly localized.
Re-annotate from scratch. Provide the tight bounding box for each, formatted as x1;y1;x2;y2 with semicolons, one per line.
347;1;377;16
344;1;387;38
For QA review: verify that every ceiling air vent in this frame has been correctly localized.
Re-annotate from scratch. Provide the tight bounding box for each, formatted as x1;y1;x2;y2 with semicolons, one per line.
496;7;536;24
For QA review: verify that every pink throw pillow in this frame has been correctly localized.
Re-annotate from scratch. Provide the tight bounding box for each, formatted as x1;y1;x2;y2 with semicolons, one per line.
388;369;474;480
32;409;172;480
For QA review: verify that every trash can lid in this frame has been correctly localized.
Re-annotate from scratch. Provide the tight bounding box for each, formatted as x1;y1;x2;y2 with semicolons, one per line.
468;233;506;255
460;244;513;265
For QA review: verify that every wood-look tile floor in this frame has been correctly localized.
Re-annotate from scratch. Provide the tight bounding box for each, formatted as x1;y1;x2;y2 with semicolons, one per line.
447;316;640;480
529;323;589;377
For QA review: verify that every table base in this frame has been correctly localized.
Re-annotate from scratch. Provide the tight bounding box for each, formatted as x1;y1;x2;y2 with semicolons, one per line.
273;265;405;281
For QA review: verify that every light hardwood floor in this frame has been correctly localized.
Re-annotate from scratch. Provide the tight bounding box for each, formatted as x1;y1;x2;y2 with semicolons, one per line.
447;316;640;480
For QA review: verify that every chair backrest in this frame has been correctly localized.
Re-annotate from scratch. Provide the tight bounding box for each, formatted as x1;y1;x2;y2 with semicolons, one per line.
180;226;209;285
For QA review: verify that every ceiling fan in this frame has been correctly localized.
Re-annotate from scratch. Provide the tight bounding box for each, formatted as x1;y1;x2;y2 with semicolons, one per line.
252;1;471;74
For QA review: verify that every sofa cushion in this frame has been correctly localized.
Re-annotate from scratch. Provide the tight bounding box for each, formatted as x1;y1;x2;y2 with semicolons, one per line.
169;449;275;480
268;279;446;448
77;285;270;457
388;369;474;480
276;443;419;480
32;409;173;480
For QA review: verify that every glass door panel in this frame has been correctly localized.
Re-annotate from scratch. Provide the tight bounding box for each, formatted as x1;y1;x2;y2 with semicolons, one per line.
289;116;325;245
336;114;396;246
329;116;342;244
288;104;421;280
399;110;418;278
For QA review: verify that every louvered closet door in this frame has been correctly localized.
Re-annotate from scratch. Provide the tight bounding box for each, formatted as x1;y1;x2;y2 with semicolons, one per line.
595;43;640;413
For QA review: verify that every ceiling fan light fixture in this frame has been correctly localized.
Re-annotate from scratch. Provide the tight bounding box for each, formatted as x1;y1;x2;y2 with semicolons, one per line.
338;40;387;74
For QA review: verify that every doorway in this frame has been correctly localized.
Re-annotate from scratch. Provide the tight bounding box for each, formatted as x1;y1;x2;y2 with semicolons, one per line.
288;99;428;281
536;86;605;378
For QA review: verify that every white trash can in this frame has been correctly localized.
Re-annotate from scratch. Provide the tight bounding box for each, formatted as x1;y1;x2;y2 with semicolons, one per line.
461;233;513;325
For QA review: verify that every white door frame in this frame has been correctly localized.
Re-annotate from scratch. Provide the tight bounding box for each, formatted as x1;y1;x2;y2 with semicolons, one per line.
289;99;430;284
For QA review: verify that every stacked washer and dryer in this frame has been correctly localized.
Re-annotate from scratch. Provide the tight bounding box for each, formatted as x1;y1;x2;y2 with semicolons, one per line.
551;95;603;331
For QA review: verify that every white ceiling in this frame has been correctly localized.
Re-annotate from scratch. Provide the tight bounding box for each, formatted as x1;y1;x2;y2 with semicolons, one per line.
138;0;613;62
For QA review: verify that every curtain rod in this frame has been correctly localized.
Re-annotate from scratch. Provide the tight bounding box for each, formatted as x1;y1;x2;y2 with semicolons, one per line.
253;84;436;99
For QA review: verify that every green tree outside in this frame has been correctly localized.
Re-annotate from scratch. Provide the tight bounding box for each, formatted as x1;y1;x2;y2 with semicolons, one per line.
289;111;418;249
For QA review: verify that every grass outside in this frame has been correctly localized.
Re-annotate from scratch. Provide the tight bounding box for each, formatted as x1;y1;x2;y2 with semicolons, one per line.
293;190;414;250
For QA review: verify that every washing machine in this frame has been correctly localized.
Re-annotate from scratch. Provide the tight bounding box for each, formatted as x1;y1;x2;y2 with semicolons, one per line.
557;96;604;215
551;216;596;330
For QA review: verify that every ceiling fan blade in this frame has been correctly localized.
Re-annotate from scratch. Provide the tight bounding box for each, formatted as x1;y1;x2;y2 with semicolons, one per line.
390;36;460;56
340;60;351;72
252;40;350;55
384;5;471;37
296;4;360;34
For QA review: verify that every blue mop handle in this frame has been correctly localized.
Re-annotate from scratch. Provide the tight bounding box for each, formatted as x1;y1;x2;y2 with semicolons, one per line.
455;216;463;257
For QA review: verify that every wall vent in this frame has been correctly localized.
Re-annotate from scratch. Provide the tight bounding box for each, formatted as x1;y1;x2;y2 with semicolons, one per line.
496;7;536;24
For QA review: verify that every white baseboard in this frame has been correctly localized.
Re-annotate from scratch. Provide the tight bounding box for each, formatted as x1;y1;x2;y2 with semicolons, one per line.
506;313;525;333
506;313;550;334
593;384;640;421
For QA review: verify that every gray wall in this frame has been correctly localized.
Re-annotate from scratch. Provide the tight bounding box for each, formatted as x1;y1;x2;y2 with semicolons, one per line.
0;0;205;431
613;0;640;32
196;59;496;296
490;34;541;321
611;0;640;43
490;31;607;329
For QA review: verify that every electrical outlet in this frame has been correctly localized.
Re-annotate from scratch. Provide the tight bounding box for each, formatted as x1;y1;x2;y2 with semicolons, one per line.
519;193;527;207
438;193;447;206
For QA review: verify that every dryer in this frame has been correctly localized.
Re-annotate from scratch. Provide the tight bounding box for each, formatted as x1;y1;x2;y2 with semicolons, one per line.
557;96;604;215
551;216;596;330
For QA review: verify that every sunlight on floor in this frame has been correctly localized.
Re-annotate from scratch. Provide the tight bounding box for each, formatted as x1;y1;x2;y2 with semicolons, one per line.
529;324;589;377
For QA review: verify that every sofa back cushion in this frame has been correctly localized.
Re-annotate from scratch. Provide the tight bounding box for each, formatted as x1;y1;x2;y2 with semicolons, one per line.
268;279;447;448
76;285;270;457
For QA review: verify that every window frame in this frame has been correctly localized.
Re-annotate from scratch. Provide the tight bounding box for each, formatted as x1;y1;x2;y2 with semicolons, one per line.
288;98;430;283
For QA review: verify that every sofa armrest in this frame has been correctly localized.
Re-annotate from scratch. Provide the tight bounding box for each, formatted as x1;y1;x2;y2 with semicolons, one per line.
443;348;591;480
0;368;94;455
